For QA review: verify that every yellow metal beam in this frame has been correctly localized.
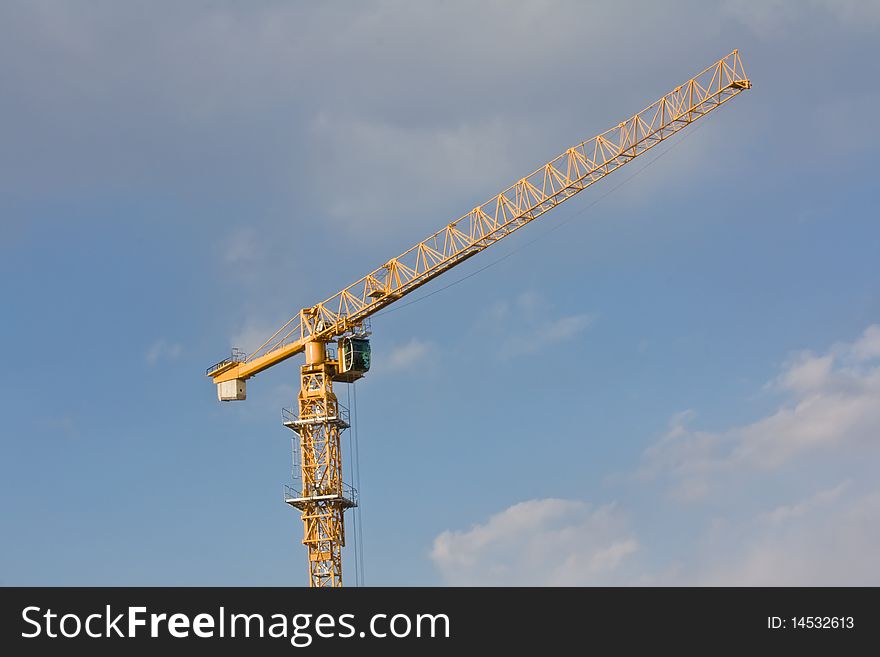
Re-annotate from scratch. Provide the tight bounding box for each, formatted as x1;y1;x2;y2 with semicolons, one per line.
208;50;750;388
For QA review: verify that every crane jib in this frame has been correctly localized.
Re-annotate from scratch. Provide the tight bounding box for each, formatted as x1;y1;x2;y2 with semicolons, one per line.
208;50;750;388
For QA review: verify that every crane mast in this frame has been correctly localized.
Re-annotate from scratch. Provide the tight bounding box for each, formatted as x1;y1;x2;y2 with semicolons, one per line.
207;50;750;587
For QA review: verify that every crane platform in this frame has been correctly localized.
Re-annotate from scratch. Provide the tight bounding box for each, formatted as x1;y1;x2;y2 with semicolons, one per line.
283;483;359;511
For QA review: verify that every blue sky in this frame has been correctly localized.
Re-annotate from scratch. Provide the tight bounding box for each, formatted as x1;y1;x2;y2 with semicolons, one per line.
2;1;879;585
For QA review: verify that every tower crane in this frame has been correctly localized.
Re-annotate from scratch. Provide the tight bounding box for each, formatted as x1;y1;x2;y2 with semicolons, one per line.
207;50;751;587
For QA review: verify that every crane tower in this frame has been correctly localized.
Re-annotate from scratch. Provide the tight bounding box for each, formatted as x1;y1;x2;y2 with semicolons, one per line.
207;51;751;587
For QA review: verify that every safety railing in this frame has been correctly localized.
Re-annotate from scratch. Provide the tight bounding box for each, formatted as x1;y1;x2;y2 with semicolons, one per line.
281;403;350;427
206;347;247;376
283;482;358;507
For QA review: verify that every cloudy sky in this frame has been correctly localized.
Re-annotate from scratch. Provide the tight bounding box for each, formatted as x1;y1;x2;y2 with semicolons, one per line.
2;1;878;585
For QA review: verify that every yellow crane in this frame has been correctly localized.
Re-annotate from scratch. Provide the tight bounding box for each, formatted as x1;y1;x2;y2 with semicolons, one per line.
207;50;751;587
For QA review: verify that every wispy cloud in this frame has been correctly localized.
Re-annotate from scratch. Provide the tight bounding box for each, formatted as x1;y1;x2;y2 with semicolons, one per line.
368;337;436;378
692;485;880;586
145;340;183;366
433;484;880;586
221;227;260;265
759;480;850;525
500;314;593;358
638;325;880;500
431;498;637;586
384;338;433;373
485;290;593;360
634;326;880;584
443;326;880;585
230;321;279;355
42;416;78;439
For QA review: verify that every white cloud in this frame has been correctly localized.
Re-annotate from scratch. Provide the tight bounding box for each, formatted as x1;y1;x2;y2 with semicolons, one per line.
759;480;849;524
431;498;638;585
230;321;280;355
436;326;880;586
850;324;880;362
640;325;880;497
695;485;880;586
367;337;435;378
145;340;183;366
501;314;593;357
42;416;78;438
625;326;880;584
432;484;880;586
383;338;433;373
775;353;834;393
488;290;593;359
544;314;593;343
222;227;260;265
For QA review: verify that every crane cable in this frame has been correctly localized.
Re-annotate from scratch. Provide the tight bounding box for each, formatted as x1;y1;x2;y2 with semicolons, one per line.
374;120;706;318
352;119;707;584
345;382;360;586
351;379;365;586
